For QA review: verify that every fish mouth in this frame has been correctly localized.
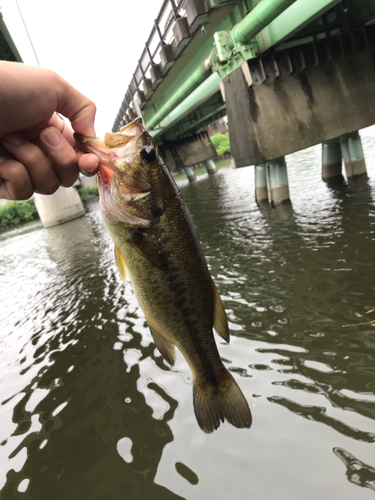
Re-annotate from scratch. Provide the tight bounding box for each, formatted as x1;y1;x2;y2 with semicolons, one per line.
74;118;145;161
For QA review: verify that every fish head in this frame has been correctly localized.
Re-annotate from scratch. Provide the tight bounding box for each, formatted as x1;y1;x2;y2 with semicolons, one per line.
74;118;168;227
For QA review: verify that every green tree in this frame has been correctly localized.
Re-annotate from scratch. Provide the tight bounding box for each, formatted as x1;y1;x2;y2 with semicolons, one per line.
210;132;230;156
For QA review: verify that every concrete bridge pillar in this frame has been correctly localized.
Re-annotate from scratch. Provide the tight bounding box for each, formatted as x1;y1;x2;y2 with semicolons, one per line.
34;187;85;228
255;158;289;206
322;138;342;181
255;164;268;202
340;131;367;179
266;157;290;206
204;159;217;174
184;166;196;181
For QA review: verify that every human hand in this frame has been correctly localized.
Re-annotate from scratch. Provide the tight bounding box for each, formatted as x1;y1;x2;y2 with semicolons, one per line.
0;61;99;200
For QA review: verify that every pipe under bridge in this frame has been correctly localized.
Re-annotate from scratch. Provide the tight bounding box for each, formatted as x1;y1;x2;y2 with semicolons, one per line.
114;0;375;205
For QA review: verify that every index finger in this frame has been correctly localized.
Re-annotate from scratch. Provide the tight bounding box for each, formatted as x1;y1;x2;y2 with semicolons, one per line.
46;115;99;176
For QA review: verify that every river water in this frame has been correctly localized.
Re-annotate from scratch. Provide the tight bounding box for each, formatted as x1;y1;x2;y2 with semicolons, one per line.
1;129;375;499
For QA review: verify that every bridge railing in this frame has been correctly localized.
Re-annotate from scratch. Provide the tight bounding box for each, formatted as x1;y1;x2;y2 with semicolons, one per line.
114;0;187;131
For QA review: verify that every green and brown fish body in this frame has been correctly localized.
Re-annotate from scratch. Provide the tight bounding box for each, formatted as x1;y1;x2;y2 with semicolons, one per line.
75;119;251;433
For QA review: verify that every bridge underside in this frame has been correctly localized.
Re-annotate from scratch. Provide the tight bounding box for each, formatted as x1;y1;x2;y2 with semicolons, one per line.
160;131;217;171
224;28;375;167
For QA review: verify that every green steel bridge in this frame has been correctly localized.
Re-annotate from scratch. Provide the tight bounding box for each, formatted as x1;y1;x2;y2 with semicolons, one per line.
112;0;375;204
113;0;375;141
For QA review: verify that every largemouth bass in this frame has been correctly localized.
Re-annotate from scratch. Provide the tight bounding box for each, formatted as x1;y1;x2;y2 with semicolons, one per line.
75;119;252;433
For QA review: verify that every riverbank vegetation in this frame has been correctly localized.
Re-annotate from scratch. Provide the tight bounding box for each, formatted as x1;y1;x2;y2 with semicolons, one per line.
0;200;38;229
210;132;230;156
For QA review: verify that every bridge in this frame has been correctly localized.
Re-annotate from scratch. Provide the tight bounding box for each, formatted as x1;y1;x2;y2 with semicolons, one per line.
113;0;375;205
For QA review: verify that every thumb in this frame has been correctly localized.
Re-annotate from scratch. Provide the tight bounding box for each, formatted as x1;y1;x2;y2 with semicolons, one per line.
54;76;96;137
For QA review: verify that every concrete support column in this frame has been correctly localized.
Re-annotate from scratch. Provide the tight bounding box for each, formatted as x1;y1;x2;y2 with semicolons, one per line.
255;164;268;203
184;166;196;181
322;138;342;181
34;187;85;228
266;157;290;206
340;131;367;178
204;159;217;174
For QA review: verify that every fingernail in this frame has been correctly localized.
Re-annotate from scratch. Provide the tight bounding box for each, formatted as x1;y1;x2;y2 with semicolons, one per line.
86;162;99;173
0;156;6;164
42;128;63;149
3;133;22;146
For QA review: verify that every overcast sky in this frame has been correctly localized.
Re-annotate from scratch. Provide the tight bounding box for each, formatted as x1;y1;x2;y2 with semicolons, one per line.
1;0;163;135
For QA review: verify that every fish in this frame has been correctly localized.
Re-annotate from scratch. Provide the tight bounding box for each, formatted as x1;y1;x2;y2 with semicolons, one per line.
74;118;252;433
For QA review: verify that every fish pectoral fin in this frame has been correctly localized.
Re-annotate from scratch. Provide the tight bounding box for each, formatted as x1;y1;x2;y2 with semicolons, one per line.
114;245;127;283
128;231;166;270
212;281;230;343
148;324;176;366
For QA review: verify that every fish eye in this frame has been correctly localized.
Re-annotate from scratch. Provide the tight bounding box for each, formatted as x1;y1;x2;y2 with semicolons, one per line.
141;147;156;163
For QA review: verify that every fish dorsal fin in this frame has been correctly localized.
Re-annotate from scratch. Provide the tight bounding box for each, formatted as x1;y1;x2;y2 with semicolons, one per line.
212;281;230;343
114;245;127;283
128;231;166;270
149;324;176;366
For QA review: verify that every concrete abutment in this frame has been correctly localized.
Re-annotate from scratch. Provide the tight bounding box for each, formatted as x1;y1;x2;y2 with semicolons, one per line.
34;187;85;228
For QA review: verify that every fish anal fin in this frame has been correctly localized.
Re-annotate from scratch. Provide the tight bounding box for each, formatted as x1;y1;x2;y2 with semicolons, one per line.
114;245;127;283
193;369;252;433
149;324;176;366
212;282;229;343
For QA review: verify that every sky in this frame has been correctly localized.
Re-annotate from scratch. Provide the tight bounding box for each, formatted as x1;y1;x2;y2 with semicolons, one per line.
0;0;163;135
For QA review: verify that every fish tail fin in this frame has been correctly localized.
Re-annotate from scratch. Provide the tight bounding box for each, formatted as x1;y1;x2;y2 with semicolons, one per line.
193;370;252;433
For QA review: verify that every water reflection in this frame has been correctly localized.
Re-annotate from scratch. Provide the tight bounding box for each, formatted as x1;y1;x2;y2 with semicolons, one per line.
334;448;375;492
